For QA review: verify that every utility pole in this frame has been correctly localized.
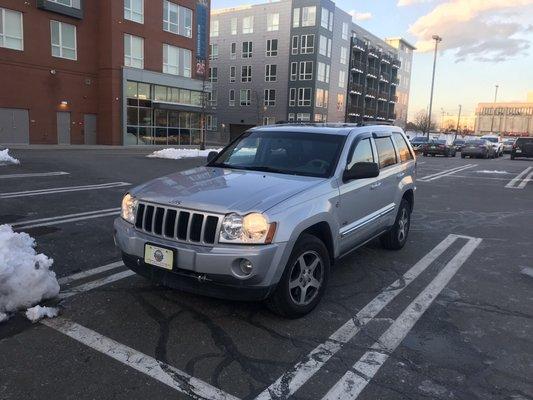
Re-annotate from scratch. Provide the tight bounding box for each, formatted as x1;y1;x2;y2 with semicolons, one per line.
426;34;442;138
454;104;462;141
490;84;499;134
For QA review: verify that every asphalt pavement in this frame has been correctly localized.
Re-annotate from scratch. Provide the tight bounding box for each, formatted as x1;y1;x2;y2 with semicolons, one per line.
0;148;532;400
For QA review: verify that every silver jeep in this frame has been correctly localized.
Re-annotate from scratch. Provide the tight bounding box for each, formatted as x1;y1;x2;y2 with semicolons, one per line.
114;124;416;317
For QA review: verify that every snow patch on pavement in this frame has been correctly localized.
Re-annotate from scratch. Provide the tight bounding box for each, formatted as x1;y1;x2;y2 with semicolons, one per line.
475;170;509;174
0;225;60;322
0;149;20;165
25;305;59;322
147;148;222;160
520;266;533;279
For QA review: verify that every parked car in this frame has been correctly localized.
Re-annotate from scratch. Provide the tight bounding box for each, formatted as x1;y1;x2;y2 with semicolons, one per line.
453;139;466;151
503;139;516;154
422;139;457;157
114;125;416;317
480;135;503;157
511;137;533;160
461;139;496;159
410;136;428;152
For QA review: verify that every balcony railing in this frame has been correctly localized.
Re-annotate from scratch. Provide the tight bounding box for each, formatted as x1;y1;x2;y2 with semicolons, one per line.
366;67;379;77
349;83;365;95
351;37;367;52
350;60;366;73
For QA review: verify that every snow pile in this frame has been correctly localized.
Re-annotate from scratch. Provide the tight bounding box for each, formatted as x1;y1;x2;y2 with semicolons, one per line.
147;148;222;160
25;305;59;323
0;225;60;322
0;149;20;165
475;170;509;174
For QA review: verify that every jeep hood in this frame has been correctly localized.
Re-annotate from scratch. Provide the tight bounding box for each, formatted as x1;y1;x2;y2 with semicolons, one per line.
130;166;324;214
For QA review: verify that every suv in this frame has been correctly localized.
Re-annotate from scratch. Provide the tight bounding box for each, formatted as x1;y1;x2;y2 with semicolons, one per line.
511;137;533;159
114;125;416;317
480;135;503;157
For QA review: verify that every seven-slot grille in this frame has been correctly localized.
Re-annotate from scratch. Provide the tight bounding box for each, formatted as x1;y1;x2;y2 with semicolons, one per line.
135;202;220;245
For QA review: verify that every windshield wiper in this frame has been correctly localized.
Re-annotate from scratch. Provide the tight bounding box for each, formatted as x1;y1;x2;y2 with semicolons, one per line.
241;166;289;174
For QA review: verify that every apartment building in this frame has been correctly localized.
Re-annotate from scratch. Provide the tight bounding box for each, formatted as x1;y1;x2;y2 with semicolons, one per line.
210;0;410;139
475;94;533;136
0;0;210;145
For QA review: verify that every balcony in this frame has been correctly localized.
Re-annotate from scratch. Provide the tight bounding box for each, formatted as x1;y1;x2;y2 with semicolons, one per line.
350;60;366;73
365;89;378;99
390;77;399;86
389;95;398;103
392;59;401;69
368;47;379;59
349;83;365;95
379;72;390;83
351;37;367;52
366;67;379;78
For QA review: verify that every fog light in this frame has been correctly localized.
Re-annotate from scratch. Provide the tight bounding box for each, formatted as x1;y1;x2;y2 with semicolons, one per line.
240;259;253;275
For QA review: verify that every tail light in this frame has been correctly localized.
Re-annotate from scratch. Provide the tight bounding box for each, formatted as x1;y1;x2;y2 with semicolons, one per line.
439;145;445;149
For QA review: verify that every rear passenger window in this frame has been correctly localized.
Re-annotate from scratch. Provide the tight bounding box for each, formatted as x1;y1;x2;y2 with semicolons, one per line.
393;133;413;163
347;138;374;170
374;137;397;168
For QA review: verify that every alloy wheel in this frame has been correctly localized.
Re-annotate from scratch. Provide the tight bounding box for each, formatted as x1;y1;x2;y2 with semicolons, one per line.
397;207;409;243
288;251;324;306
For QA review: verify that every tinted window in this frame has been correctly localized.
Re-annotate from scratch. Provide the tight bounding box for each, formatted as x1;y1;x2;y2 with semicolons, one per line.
516;138;533;145
483;137;498;143
393;133;413;163
411;137;427;144
347;138;374;169
374;137;397;168
467;140;485;145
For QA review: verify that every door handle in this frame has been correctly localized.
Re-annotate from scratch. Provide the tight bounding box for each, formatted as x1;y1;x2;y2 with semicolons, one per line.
370;182;382;190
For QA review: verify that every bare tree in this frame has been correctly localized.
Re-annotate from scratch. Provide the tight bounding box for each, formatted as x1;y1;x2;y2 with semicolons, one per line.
413;110;435;134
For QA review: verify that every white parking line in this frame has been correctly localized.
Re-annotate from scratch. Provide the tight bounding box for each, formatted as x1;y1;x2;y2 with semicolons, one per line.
322;236;482;400
0;182;130;199
11;208;121;230
41;317;239;400
58;261;125;285
255;234;461;400
505;166;533;189
0;171;69;179
59;270;135;299
418;164;477;182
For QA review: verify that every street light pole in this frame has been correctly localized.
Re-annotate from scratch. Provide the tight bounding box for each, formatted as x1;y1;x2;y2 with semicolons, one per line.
490;84;499;134
426;34;442;138
454;104;462;141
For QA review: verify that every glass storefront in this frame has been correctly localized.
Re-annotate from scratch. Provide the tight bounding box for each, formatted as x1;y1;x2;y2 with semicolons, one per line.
125;81;203;145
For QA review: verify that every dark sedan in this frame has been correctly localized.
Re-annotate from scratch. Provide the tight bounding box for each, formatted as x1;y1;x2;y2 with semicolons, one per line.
461;139;495;159
410;136;428;153
453;139;466;151
511;137;533;160
422;139;457;157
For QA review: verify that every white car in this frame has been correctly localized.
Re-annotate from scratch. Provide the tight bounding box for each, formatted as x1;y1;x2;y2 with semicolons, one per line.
480;135;503;157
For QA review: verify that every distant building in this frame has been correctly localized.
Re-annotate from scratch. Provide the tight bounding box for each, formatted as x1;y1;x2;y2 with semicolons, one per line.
475;94;533;136
439;113;476;133
385;38;416;127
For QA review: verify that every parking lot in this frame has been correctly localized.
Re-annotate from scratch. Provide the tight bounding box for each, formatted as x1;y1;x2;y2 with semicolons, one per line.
1;147;532;400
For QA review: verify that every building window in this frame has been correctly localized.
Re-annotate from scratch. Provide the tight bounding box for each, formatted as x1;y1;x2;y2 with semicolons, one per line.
297;113;311;122
337;93;345;111
327;38;332;57
51;20;77;60
340;46;348;64
229;66;236;82
319;35;331;57
207;89;217;106
315;89;328;108
240;89;251;106
265;64;277;82
209;67;218;82
288;113;295;122
338;70;346;87
266;39;278;56
264;89;276;106
321;8;333;30
49;0;73;6
263;117;275;125
291;36;299;55
293;8;300;28
163;0;192;38
290;62;297;81
230;17;237;35
298;88;312;106
342;22;349;40
230;42;236;59
124;0;143;24
163;44;191;77
0;8;23;51
242;16;254;34
242;41;252;58
206;115;217;131
302;6;316;27
241;65;252;82
300;34;314;54
209;43;218;60
289;88;296;106
317;62;330;83
210;20;219;37
267;13;279;31
229;89;235;106
299;61;313;80
124;33;143;68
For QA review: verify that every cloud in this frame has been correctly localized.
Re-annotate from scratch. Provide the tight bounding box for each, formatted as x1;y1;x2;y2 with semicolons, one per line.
409;0;533;62
397;0;432;6
349;10;373;21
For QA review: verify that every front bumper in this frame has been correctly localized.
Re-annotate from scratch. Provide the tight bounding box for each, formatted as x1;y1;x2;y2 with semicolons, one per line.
113;217;289;301
462;148;487;157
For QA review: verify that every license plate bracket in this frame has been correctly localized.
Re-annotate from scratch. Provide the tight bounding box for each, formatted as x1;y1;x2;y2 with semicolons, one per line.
144;243;175;270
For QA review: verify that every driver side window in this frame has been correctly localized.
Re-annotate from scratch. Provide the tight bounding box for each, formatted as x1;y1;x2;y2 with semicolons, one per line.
347;138;374;170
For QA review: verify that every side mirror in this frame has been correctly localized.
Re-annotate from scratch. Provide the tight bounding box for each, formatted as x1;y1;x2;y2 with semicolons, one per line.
343;162;380;182
207;151;218;163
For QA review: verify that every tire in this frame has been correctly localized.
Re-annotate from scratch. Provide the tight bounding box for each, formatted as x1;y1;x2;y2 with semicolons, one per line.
380;199;411;250
461;154;466;159
266;234;330;318
511;155;515;160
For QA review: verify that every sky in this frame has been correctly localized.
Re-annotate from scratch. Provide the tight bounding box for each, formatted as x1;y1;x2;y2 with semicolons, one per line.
211;0;533;121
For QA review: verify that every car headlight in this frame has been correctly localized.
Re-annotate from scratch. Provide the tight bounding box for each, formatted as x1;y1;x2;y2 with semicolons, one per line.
121;193;138;224
220;213;276;244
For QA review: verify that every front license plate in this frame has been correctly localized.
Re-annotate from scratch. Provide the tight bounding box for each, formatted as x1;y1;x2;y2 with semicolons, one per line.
144;244;174;270
431;146;436;149
516;149;522;153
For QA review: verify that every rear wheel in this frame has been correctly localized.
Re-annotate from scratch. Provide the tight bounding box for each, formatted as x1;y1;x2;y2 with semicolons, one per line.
380;199;411;250
511;154;515;160
267;234;330;318
461;154;466;159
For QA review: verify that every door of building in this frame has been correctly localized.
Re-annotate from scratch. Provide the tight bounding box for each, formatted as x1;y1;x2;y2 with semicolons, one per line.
57;112;71;144
0;108;29;144
84;114;97;145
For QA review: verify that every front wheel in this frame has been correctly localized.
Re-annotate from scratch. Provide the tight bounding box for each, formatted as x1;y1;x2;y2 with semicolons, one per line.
380;199;411;250
266;234;330;318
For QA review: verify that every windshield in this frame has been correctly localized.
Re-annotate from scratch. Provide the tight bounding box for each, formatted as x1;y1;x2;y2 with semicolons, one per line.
411;137;428;143
483;137;499;143
210;130;346;178
467;140;485;145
